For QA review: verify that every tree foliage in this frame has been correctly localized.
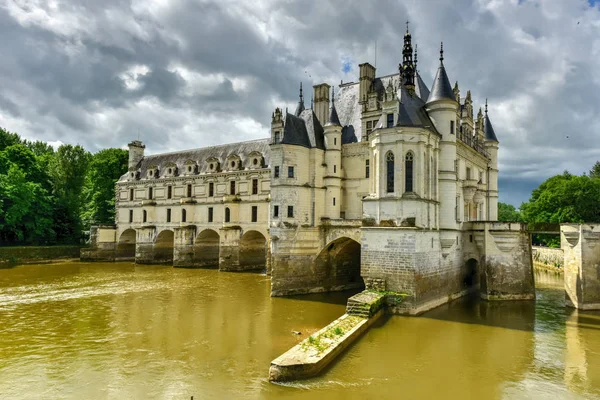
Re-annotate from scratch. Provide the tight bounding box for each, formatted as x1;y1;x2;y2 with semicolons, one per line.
498;202;521;222
81;148;128;227
0;127;127;245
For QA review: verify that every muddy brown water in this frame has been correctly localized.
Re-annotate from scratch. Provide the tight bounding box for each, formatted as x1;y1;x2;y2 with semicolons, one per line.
0;262;599;399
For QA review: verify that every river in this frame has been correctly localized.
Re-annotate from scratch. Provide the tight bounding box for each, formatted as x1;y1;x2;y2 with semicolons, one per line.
0;262;598;399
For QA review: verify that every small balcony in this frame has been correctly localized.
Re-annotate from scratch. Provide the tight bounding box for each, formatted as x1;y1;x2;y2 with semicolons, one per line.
180;197;196;205
141;200;156;206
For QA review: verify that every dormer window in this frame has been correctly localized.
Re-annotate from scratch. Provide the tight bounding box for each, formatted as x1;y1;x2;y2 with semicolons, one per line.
387;113;394;128
226;155;241;171
274;132;281;144
207;158;220;173
248;152;263;169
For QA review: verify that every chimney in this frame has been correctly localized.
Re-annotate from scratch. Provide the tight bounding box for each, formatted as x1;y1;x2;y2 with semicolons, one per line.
359;63;376;105
313;83;331;126
128;140;145;170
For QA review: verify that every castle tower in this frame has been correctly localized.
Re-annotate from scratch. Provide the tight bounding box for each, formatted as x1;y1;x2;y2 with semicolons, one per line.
425;43;459;230
483;100;499;221
128;140;145;170
324;87;342;219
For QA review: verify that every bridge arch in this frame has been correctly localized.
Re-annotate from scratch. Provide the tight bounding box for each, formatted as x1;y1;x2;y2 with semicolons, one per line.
315;237;364;291
117;229;136;260
194;228;220;268
240;230;268;271
154;229;175;264
462;258;479;290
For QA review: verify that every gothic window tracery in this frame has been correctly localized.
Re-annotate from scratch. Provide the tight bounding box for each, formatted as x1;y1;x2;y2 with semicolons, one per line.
405;152;414;193
386;151;395;193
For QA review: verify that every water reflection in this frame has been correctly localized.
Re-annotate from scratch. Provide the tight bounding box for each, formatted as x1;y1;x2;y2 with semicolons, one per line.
0;263;598;399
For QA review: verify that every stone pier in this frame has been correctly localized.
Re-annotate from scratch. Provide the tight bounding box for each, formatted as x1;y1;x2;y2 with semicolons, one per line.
562;224;600;310
475;222;535;301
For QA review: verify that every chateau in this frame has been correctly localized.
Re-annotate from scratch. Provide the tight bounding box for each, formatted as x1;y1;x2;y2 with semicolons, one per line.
84;29;537;315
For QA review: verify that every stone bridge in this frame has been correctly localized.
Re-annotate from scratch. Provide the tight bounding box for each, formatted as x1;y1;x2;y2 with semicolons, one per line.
269;219;364;296
83;223;270;272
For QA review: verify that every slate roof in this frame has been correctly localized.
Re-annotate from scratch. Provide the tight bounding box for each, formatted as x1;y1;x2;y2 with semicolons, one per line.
281;109;325;149
334;72;431;143
119;138;271;182
484;114;499;143
426;62;455;104
396;84;437;130
325;101;341;126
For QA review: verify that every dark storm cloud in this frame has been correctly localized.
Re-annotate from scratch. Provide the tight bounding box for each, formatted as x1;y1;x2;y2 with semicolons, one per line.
1;0;600;205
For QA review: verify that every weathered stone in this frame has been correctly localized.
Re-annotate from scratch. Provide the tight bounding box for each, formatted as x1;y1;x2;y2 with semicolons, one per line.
562;224;600;310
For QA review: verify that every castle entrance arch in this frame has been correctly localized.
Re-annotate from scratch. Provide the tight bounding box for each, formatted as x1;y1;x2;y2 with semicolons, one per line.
315;237;364;291
154;230;175;264
194;229;220;268
239;230;267;271
116;229;136;260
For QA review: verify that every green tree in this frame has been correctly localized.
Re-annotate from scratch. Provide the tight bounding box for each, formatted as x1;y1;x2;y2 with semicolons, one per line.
0;127;21;150
48;144;91;242
0;163;54;243
80;148;128;227
589;161;600;178
498;202;521;222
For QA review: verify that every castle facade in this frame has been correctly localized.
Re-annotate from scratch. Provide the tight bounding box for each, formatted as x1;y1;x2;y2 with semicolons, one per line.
84;29;536;315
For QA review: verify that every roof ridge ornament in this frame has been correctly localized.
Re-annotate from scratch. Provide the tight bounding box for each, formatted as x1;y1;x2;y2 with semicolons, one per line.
440;42;444;63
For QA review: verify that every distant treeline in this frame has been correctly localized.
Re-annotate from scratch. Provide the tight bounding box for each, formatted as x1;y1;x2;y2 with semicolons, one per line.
499;162;600;247
0;127;128;245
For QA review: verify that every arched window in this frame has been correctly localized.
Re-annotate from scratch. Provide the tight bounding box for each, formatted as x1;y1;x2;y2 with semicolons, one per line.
225;207;231;223
386;151;395;193
405;152;414;193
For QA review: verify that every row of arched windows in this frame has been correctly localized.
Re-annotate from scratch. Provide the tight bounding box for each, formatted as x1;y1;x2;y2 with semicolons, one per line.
386;151;414;194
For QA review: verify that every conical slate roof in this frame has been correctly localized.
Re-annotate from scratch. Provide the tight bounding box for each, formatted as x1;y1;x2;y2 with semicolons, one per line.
484;113;499;143
427;44;455;104
325;88;341;127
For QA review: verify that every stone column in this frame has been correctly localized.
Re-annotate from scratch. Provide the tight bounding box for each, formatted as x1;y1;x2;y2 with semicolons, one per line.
562;224;600;310
219;226;242;271
479;222;535;300
173;226;195;268
135;226;156;264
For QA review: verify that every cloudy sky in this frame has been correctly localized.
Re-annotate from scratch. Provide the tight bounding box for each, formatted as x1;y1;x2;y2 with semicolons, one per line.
1;0;600;206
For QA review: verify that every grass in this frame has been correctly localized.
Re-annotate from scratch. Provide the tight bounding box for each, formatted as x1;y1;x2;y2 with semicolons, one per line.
301;315;363;355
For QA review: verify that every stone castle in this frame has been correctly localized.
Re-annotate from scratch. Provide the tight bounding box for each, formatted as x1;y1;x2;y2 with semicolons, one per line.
83;29;538;315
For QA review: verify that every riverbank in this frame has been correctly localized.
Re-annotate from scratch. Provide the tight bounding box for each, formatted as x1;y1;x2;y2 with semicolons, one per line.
0;246;82;267
532;246;563;275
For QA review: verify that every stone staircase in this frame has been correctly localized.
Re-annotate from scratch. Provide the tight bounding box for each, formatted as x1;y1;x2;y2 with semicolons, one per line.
346;291;385;318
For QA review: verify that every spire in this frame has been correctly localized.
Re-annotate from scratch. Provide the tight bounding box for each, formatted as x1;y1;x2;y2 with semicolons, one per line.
401;23;415;89
414;44;418;73
325;87;341;127
294;82;305;116
426;42;455;104
484;99;499;142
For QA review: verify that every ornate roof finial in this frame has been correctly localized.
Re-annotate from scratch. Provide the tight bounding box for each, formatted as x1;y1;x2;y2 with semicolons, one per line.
406;20;410;34
414;44;418;72
294;82;305;116
485;98;488;114
331;86;335;104
299;82;303;100
326;86;341;127
310;96;313;110
440;42;444;63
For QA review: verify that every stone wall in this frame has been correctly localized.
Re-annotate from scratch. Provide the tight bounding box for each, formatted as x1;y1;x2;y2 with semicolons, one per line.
562;224;600;310
532;246;563;270
1;246;83;267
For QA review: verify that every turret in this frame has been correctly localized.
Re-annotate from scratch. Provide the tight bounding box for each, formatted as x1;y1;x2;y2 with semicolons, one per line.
484;99;499;221
128;140;145;170
324;87;342;219
425;43;459;230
